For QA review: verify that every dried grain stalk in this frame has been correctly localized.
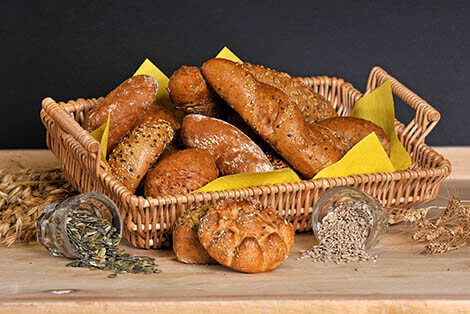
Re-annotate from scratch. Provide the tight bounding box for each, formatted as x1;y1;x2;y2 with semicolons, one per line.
0;167;76;246
404;196;470;254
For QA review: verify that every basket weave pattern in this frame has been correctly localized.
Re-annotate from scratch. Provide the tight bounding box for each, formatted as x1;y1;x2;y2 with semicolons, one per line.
40;67;451;249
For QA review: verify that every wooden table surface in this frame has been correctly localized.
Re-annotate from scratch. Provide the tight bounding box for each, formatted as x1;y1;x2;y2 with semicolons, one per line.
0;147;469;313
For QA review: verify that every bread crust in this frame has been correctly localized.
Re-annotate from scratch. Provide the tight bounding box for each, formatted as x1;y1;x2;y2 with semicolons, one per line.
198;199;294;273
144;148;218;197
201;58;344;178
317;117;391;155
173;206;217;264
168;66;221;116
108;119;174;192
84;75;158;151
241;62;337;124
181;114;274;175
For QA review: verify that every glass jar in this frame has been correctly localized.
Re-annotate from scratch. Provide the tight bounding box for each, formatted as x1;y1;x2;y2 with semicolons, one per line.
36;192;122;259
312;186;389;250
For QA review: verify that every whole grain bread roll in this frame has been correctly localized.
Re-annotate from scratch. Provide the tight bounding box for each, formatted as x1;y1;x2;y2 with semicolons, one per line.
108;119;174;192
138;105;181;131
317;117;391;155
198;199;295;273
181;114;274;175
168;66;221;116
241;62;337;124
144;148;218;197
84;75;158;151
201;58;344;178
173;206;217;264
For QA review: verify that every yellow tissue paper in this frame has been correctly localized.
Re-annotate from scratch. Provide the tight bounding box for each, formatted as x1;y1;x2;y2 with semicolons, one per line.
90;112;110;168
195;168;301;193
215;46;243;63
349;80;411;170
313;79;411;179
314;132;395;179
134;58;173;109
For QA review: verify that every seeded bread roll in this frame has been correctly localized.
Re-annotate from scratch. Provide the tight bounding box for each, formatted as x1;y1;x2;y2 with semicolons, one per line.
138;105;181;131
144;148;218;197
108;119;174;192
241;62;337;124
317;117;391;155
84;75;158;151
168;66;221;116
173;206;217;264
182;114;274;175
198;199;295;273
201;58;344;178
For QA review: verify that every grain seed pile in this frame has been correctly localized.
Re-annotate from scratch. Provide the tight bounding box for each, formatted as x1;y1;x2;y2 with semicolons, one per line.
65;207;161;277
0;167;75;246
299;199;377;264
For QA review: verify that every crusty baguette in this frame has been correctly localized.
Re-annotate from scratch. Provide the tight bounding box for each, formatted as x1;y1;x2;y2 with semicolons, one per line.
181;114;274;175
198;199;294;273
317;117;391;155
173;206;217;265
144;148;218;197
84;75;158;151
201;58;344;178
108;119;174;192
168;66;221;116
241;62;337;124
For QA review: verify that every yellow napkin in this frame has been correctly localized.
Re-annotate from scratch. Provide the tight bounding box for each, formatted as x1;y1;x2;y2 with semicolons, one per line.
350;80;411;170
313;79;411;179
90;112;110;168
195;168;301;193
215;46;243;63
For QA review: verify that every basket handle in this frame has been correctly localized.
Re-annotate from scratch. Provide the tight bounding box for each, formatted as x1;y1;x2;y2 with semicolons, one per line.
41;97;102;162
366;66;440;148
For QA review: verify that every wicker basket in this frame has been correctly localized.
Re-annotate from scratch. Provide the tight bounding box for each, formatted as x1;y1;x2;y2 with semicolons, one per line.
40;66;451;249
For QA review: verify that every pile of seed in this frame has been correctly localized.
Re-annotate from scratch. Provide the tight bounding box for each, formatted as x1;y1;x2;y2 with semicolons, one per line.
0;167;75;246
299;199;377;264
65;208;161;277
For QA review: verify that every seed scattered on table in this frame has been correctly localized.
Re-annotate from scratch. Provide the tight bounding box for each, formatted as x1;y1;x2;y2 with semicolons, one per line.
299;199;377;264
65;208;161;277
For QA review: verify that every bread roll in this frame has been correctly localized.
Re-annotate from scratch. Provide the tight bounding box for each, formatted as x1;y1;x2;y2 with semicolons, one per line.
181;114;274;175
201;58;344;178
198;199;295;273
84;75;158;151
241;62;337;124
173;206;217;264
144;148;218;197
108;119;174;192
317;117;391;155
138;105;181;131
168;66;221;116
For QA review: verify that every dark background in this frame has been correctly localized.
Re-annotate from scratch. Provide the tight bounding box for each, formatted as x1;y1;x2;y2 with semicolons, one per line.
2;1;469;148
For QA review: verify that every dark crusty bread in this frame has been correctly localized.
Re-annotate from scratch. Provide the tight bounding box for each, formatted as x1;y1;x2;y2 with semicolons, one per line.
201;58;344;178
84;75;158;151
108;119;174;192
181;114;274;175
168;66;221;117
172;206;217;264
241;62;337;124
317;117;391;155
198;199;295;273
144;148;218;197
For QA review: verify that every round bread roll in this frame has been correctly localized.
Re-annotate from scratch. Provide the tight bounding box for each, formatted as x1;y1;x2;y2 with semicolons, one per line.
173;206;217;264
144;148;218;197
84;75;158;151
168;66;220;116
198;199;295;273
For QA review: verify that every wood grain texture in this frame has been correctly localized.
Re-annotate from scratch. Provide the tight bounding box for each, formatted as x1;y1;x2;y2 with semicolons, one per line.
0;147;469;313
